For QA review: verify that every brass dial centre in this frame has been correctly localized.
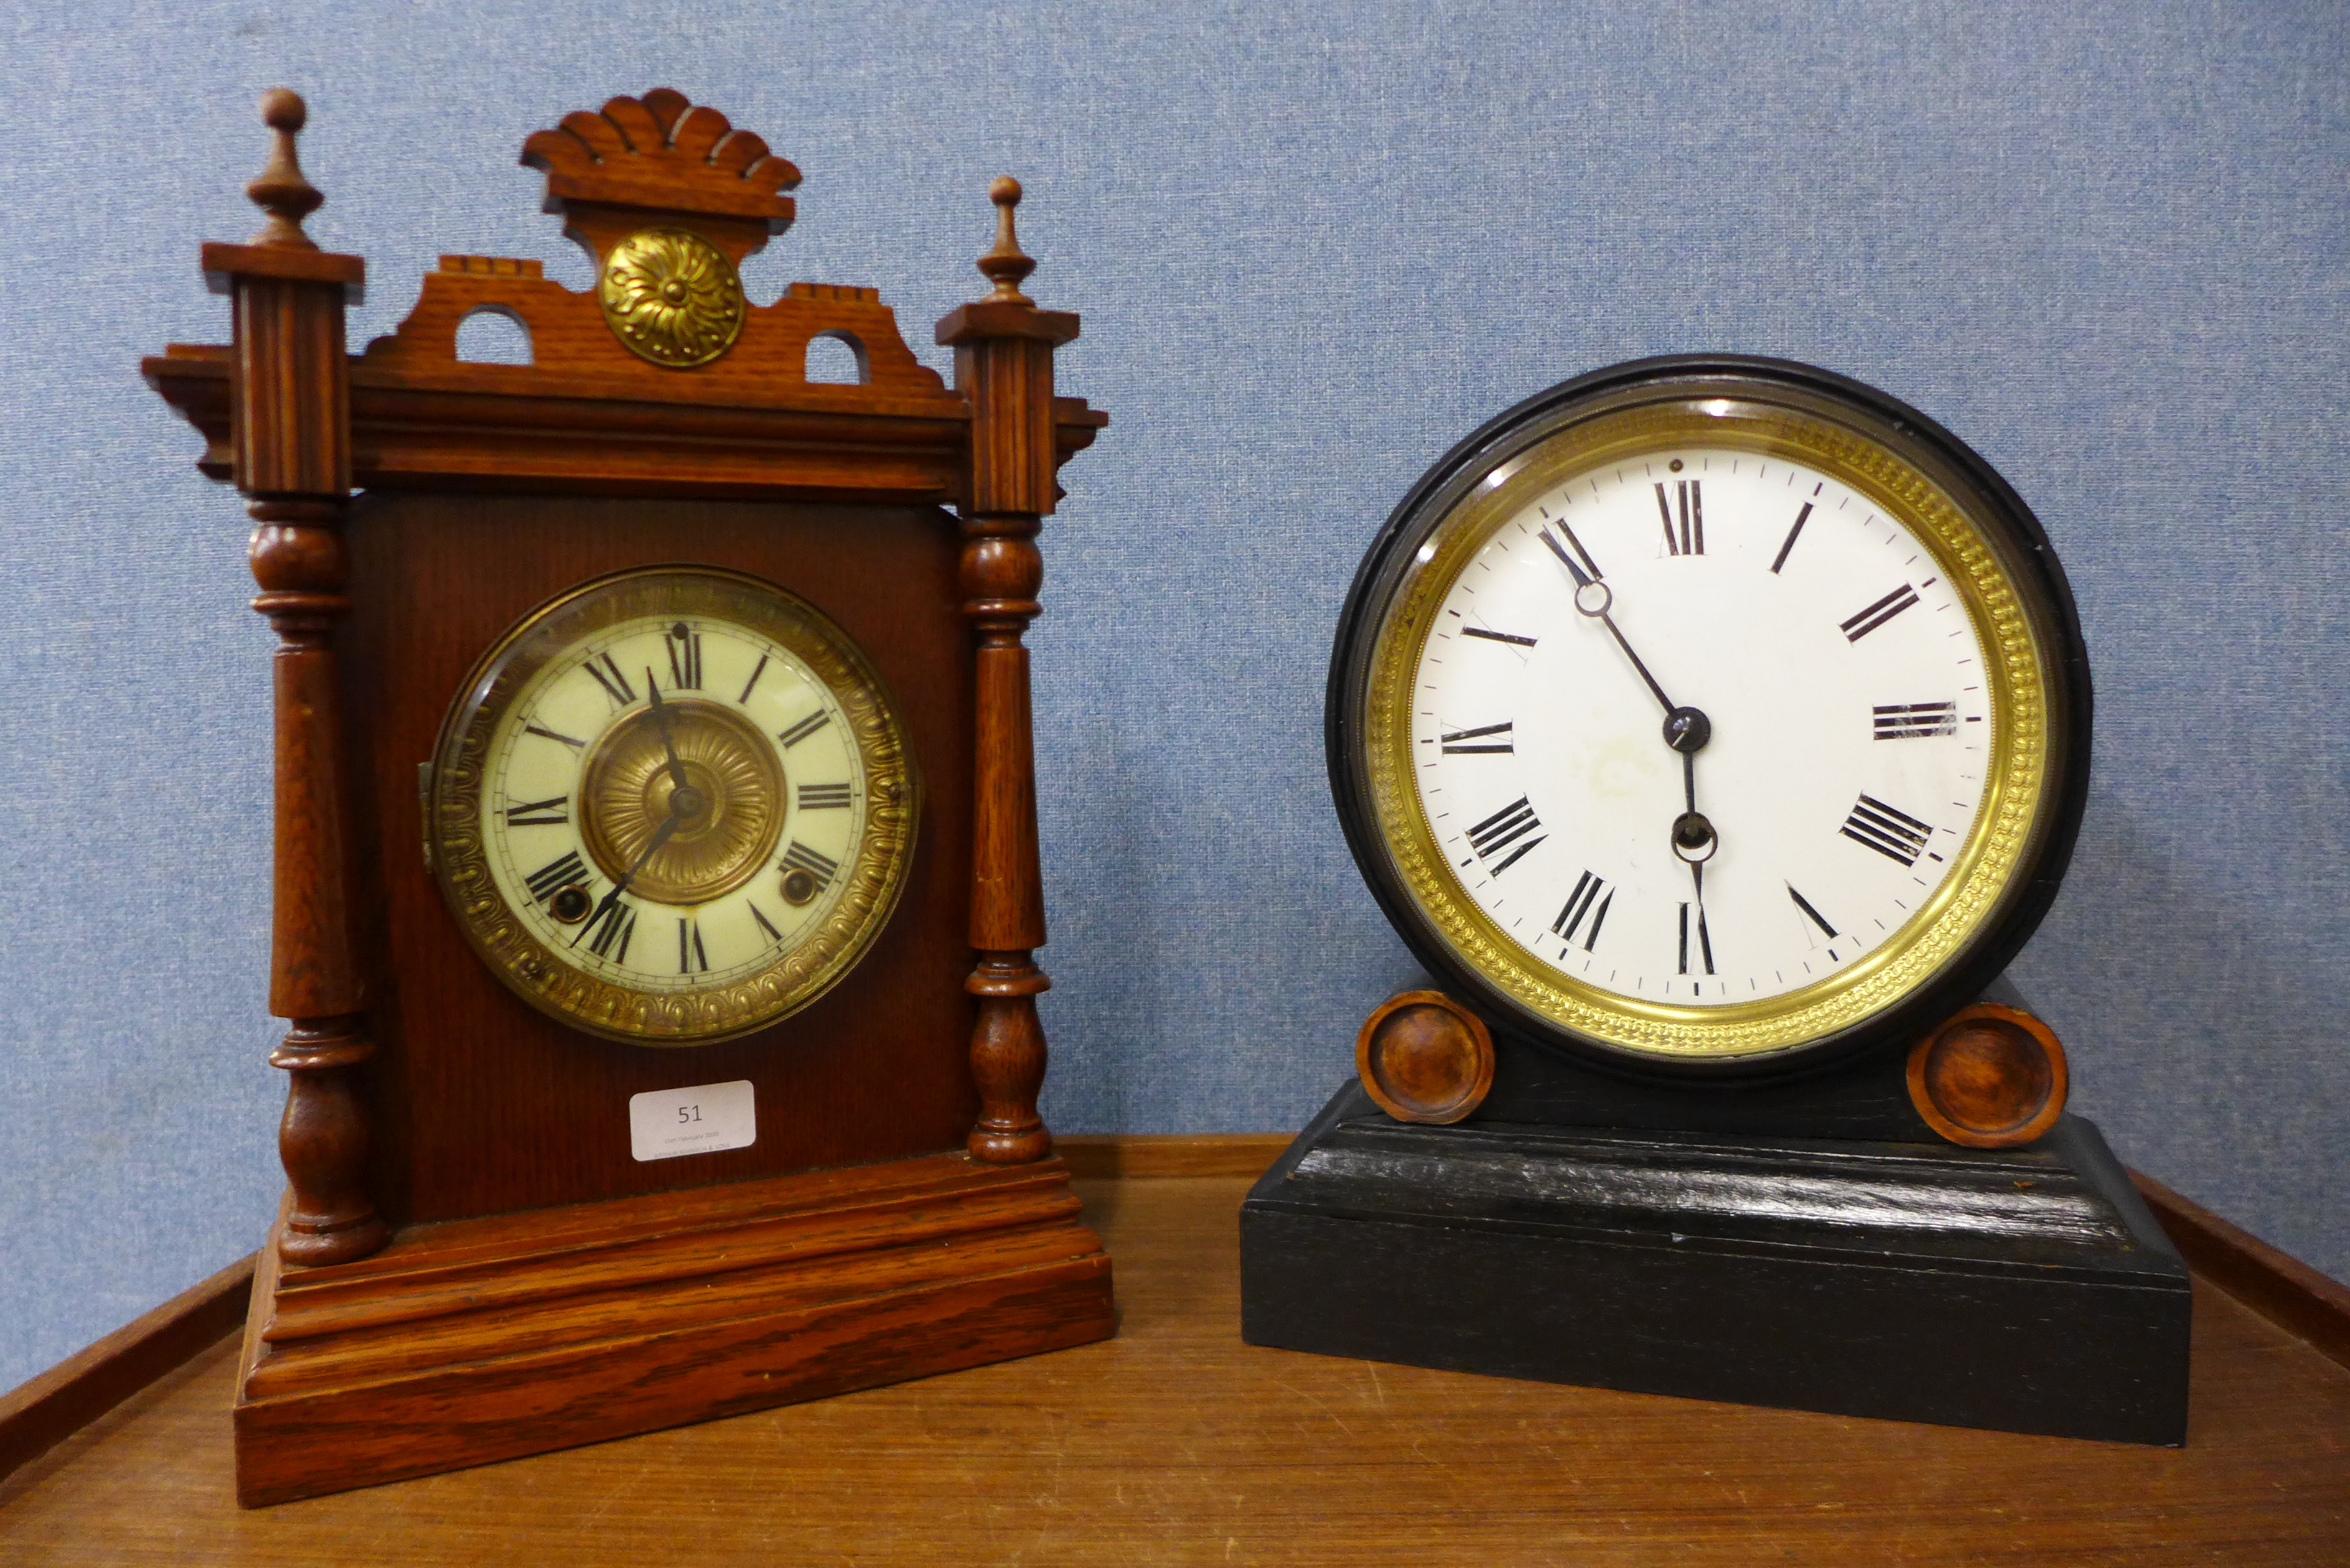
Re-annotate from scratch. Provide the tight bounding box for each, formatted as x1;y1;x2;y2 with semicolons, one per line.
578;698;787;905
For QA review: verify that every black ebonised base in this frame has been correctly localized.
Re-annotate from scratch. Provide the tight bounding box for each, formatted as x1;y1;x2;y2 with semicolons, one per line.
1240;1081;2192;1444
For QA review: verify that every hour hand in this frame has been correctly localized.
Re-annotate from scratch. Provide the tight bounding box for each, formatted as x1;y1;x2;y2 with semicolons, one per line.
645;666;691;793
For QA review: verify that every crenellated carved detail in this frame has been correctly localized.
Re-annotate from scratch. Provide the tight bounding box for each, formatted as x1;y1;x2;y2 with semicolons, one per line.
354;258;950;396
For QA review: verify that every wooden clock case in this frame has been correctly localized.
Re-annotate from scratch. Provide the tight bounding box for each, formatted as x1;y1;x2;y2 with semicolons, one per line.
146;88;1113;1506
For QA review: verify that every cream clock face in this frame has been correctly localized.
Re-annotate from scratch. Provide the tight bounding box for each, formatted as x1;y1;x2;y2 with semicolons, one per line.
429;567;919;1045
1335;362;2087;1069
1411;449;1993;1009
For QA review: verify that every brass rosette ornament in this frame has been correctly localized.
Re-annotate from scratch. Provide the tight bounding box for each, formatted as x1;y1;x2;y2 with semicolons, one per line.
599;226;746;368
427;566;921;1045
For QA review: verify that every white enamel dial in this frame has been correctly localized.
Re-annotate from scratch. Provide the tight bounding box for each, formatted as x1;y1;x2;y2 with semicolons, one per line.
484;614;864;992
1410;448;1994;1008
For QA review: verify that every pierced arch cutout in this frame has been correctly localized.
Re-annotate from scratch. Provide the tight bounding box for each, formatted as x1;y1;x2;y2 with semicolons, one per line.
454;305;533;366
805;330;868;385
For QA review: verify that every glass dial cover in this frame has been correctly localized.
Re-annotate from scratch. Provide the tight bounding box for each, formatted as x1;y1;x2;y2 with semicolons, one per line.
1329;358;2089;1074
428;566;920;1046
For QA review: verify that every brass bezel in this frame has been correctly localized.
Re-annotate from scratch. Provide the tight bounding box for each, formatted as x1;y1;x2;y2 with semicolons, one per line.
428;566;921;1046
1359;392;2056;1062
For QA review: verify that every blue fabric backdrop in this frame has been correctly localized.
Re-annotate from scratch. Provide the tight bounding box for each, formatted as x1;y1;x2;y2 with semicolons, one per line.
1;0;2344;1391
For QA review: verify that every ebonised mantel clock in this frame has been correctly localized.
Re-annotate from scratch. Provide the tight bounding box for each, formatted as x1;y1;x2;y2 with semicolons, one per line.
146;88;1112;1506
1243;358;2193;1445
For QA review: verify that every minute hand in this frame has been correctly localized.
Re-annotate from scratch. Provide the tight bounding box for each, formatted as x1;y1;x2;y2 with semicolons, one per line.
1568;577;1677;717
571;808;686;948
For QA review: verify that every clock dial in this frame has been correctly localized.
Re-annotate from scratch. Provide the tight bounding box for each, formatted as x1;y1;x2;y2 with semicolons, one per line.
429;567;919;1045
1334;361;2087;1070
1413;450;1992;1006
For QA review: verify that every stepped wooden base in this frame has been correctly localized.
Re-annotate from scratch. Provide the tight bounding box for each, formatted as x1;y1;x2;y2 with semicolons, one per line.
233;1152;1113;1506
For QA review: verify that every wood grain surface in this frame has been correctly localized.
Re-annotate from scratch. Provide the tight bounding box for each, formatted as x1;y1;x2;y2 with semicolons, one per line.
4;1174;2346;1565
2135;1172;2350;1374
146;89;1121;1503
340;492;980;1223
230;1154;1111;1505
0;1255;253;1485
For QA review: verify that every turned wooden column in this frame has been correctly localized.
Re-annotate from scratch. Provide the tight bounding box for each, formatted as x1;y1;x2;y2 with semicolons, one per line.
204;90;386;1264
936;180;1082;1164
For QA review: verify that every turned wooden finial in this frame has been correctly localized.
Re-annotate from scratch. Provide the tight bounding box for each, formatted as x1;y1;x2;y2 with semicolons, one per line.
976;176;1036;304
246;88;324;250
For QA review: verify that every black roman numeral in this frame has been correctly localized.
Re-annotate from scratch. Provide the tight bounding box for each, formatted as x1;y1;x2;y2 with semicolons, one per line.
1842;793;1933;866
1787;883;1839;938
1678;902;1715;975
798;782;853;810
524;851;590;902
778;710;831;748
1654;480;1703;556
749;902;784;943
1552;871;1613;951
1466;796;1545;874
1461;627;1538;648
1842;584;1920;642
1873;701;1958;739
584;651;636;708
523;721;586;750
737;653;770;704
503;795;570;827
782;840;839;887
665;624;703;690
1770;502;1812;574
1539;523;1603;584
1439;721;1514;755
678;917;709;974
584;898;637;963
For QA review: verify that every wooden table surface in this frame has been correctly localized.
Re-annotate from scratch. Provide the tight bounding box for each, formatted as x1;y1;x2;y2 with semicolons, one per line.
4;1174;2346;1566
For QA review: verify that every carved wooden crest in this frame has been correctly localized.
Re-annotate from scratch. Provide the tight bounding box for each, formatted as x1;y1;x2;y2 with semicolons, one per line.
521;87;803;232
149;88;1103;504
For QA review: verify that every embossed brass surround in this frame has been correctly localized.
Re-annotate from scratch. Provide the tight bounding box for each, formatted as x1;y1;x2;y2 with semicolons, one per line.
598;226;746;368
428;566;920;1046
1357;387;2061;1063
579;699;784;905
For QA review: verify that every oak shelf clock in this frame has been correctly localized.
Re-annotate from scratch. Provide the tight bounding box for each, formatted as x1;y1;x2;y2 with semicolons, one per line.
145;88;1112;1506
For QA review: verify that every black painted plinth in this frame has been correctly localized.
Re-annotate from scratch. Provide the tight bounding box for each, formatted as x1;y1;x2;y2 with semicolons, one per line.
1240;1083;2192;1444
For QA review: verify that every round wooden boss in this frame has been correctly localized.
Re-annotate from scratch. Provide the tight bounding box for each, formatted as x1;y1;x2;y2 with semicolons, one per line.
1906;1002;2068;1147
1357;991;1495;1125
